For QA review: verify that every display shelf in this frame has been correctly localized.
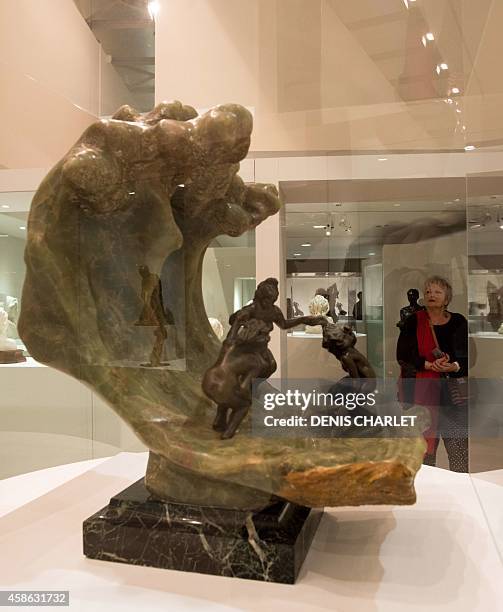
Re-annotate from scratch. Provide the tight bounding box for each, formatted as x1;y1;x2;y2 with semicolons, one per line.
288;331;367;339
470;332;503;338
0;452;501;611
0;356;45;368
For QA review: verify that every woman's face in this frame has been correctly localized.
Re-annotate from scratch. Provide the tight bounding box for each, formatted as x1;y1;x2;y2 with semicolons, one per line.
424;283;447;308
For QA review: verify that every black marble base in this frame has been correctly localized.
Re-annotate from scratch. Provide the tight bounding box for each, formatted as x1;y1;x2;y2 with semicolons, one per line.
83;479;323;584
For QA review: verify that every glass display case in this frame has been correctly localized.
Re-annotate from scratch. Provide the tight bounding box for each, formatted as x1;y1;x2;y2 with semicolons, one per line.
283;197;467;380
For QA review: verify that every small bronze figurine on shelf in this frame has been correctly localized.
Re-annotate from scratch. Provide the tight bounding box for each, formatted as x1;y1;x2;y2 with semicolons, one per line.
397;288;424;329
322;323;376;381
202;277;327;439
322;323;377;432
135;264;174;367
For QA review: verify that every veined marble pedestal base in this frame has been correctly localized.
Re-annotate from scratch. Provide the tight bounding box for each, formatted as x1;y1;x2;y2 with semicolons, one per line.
83;479;323;584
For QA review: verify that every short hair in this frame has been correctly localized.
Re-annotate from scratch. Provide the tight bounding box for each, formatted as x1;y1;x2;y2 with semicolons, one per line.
424;276;452;305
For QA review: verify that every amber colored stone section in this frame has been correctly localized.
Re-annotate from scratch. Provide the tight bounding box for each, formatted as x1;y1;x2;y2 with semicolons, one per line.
280;461;417;507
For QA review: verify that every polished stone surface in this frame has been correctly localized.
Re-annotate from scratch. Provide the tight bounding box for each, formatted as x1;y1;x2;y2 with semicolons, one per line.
19;100;425;509
83;479;323;584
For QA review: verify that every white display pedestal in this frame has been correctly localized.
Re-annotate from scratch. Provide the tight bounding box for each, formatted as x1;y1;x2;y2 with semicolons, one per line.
0;452;501;611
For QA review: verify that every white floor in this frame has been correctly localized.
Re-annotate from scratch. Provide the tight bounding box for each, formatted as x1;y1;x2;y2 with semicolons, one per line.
0;453;501;611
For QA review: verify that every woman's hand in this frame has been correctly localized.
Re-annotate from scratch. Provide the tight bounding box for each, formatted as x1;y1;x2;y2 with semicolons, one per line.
431;355;458;372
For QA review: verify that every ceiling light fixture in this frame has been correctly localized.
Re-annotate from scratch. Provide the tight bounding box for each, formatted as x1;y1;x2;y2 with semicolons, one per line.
378;157;388;161
148;1;160;19
293;253;302;256
19;226;26;230
0;234;8;238
369;252;376;256
1;205;9;209
464;145;476;151
325;230;331;236
426;32;435;41
300;243;311;247
313;225;325;229
440;63;448;70
451;87;460;94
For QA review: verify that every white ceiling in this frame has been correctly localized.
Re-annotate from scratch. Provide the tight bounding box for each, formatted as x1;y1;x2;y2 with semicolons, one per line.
285;198;503;259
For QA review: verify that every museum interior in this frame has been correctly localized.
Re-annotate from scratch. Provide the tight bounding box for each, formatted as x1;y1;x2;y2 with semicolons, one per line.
1;0;502;608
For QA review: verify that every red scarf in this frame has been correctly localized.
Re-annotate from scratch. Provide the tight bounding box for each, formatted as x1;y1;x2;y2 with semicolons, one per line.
415;309;440;454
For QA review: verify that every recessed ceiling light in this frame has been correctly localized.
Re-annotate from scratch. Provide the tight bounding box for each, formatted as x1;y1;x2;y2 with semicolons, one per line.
300;243;311;247
378;157;388;161
369;252;376;256
426;32;435;41
325;230;331;236
1;205;9;209
19;226;26;230
313;225;325;229
451;87;460;94
440;63;448;70
456;109;462;113
148;1;160;19
500;225;503;230
293;253;302;256
0;234;9;238
393;203;401;207
465;145;476;151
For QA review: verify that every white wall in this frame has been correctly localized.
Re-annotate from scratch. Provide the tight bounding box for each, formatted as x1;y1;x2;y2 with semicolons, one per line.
0;361;145;479
155;1;503;152
0;236;25;301
0;0;140;169
202;246;255;333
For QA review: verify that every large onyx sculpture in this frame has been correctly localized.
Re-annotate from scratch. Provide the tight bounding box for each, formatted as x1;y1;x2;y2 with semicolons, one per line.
19;101;425;511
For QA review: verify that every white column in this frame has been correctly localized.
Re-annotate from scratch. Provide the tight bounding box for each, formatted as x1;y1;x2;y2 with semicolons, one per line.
254;158;287;378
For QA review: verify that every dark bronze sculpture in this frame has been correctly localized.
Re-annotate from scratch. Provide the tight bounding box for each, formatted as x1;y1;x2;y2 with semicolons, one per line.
135;264;174;367
322;323;377;433
136;265;172;327
203;278;327;439
486;281;503;331
322;323;376;380
397;288;424;329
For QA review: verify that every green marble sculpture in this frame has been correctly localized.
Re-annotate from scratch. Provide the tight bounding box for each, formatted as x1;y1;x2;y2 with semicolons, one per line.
19;101;425;509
